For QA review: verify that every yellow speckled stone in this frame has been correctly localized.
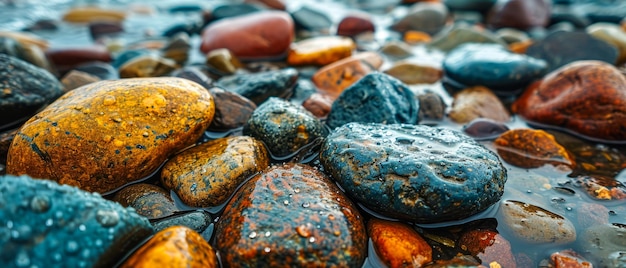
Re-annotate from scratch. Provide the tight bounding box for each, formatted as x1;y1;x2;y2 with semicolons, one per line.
287;36;355;66
6;77;215;194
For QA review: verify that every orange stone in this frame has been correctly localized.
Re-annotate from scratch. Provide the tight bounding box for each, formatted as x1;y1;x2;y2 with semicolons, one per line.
62;7;126;23
404;30;432;44
368;219;432;268
287;36;355;66
311;51;383;98
494;128;576;169
551;250;592;268
200;11;294;60
509;39;534;54
120;226;219;268
458;229;517;268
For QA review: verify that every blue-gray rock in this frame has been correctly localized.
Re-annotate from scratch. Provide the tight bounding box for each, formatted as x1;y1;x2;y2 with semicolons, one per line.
320;123;507;223
243;97;326;157
443;43;547;94
152;210;212;235
526;31;618;72
291;5;332;32
211;4;263;21
0;175;153;268
0;54;64;129
216;68;298;105
326;72;419;129
444;0;496;12
168;4;203;13
580;223;626;267
111;49;154;68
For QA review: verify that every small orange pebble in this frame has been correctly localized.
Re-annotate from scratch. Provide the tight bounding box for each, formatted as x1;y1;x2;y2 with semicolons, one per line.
404;30;432;44
120;226;219;268
311;51;383;98
494;128;576;169
287;36;355;66
509;39;534;54
368;219;432;268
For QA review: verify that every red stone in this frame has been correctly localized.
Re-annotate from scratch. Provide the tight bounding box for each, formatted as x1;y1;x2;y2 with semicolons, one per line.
551;250;592;268
46;46;112;73
337;13;375;37
487;0;551;30
200;11;294;60
458;229;516;268
512;60;626;142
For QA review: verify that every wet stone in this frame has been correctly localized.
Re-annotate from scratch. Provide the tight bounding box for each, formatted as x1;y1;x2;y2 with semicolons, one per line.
326;72;419;129
113;183;177;220
287;36;355;66
214;163;367;267
311;51;383;99
0;129;17;166
448;86;510;124
201;11;294;61
205;48;242;75
499;200;576;244
391;2;449;36
291;5;332;32
495;28;530;44
120;226;218;268
368;219;432;268
170;66;213;90
462;118;509;141
0;175;153;268
6;77;215;193
526;31;618;72
111;49;154;68
22;19;59;32
337;12;375;37
289;79;317;105
486;0;551;30
119;54;178;78
443;44;547;94
550;250;593;268
88;21;123;41
216;68;298;105
320;123;507;223
495;129;575;169
73;61;118;80
0;54;64;128
46;46;113;74
458;229;516;267
580;223;626;267
379;41;414;59
512;61;626;143
587;22;626;65
161;136;269;207
428;26;506;52
62;6;126;23
444;0;496;12
152;210;212;234
383;61;443;85
211;3;263;21
244;97;326;157
302;93;334;119
417;90;446;121
207;87;257;131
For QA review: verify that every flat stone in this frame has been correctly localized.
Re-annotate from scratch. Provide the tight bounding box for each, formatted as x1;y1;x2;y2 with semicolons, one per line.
210;3;263;21
62;7;126;23
494;129;575;169
113;183;178;220
458;229;516;267
487;0;551;30
383;61;443;84
462;118;509;141
391;2;449;35
119;54;178;78
311;51;383;99
161;136;270;207
0;175;153;268
46;46;112;74
214;163;367;267
207;87;256;131
580;223;626;267
287;36;355;66
368;219;432;267
216;68;298;105
499;200;576;244
428;26;506;52
6;78;215;194
448;86;510;123
152;210;212;234
320;123;507;223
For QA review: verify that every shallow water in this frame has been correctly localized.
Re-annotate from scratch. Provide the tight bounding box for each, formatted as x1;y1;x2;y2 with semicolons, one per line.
2;0;626;267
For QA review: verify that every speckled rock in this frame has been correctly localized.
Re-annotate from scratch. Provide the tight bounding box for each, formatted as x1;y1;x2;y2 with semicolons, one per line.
587;22;626;65
207;87;257;131
161;136;269;207
119;54;178;78
448;86;510;123
443;44;547;94
462;118;509;140
311;52;383;100
60;70;101;92
113;183;177;220
152;210;212;234
428;26;506;52
458;229;516;267
494;129;575;169
0;175;153;268
320;123;507;223
0;54;63;128
512;61;626;143
417;90;446;121
326;73;419;129
200;11;294;60
368;219;432;268
337;13;375;37
580;223;626;267
499;200;576;244
383;61;443;84
216;68;298;105
214;163;367;267
486;0;551;30
391;2;449;35
287;36;355;66
6;78;215;194
526;31;618;72
244;97;326;156
291;5;332;32
120;226;218;268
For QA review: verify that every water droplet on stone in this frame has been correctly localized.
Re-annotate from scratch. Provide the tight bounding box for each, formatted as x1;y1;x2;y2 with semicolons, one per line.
248;231;257;239
66;240;79;254
309;237;316;243
79;224;86;231
95;239;103;247
103;95;116;106
302;202;310;208
264;231;271;237
30;195;51;213
264;247;271;253
15;251;30;267
96;209;120;227
6;221;13;228
283;200;289;205
53;253;62;262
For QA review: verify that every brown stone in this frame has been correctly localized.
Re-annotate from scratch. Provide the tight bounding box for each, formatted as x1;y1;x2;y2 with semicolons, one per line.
113;183;178;219
512;60;626;142
0;31;48;50
120;226;218;268
311;51;383;98
302;92;334;118
383;61;442;84
206;48;242;75
208;87;257;131
161;136;269;207
287;36;355;66
368;219;432;268
448;86;510;124
6;78;215;194
458;229;516;268
0;128;17;166
337;13;375;37
200;11;294;60
62;7;126;23
46;46;112;73
494;129;575;169
119;54;178;78
487;0;551;30
60;70;101;92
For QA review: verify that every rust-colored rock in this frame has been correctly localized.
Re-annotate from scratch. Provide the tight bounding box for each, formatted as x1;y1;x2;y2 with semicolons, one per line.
494;129;575;169
383;61;442;84
161;136;269;207
512;60;626;142
458;229;516;268
337;13;375;37
113;183;178;219
550;250;593;268
448;86;510;124
6;78;215;193
302;92;334;118
311;51;383;98
200;11;294;60
287;36;355;66
120;226;218;268
368;219;432;268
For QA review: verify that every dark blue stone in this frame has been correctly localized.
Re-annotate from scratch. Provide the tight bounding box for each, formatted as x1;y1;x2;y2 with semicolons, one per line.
443;43;547;93
320;123;507;223
291;5;332;31
326;72;419;129
168;4;203;13
112;49;154;68
216;68;298;105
